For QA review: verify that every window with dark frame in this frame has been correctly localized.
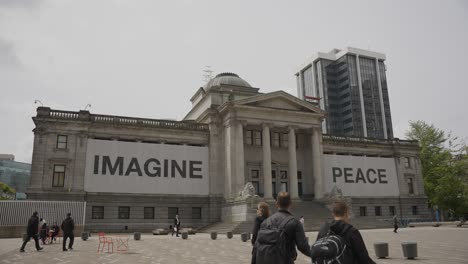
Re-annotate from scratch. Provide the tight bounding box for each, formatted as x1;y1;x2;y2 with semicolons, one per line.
245;130;253;145
404;157;411;168
297;171;302;180
375;206;381;216
168;207;179;219
118;206;130;219
144;207;155;219
192;207;202;219
389;206;396;216
272;170;276;179
412;206;418;215
407;178;414;194
280;170;288;179
251;169;259;179
254;131;262;146
92;206;104;219
359;206;367;216
52;165;65;187
56;135;68;149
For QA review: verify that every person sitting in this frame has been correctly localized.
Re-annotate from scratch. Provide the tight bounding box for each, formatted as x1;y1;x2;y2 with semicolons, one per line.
51;223;60;242
39;223;49;245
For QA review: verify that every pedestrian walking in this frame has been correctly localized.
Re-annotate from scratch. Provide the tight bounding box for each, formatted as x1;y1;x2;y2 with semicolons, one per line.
393;214;399;233
61;213;75;251
173;214;181;237
255;192;310;264
311;200;376;264
20;212;43;252
251;202;270;264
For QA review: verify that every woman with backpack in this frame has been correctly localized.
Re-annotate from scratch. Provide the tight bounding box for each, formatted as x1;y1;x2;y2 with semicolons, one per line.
251;201;270;264
312;200;376;264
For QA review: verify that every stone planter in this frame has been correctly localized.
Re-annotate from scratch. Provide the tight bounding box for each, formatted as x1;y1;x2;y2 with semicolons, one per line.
227;231;233;239
373;242;389;259
134;232;141;240
81;232;89;241
182;232;188;239
210;232;217;240
402;242;418;259
241;232;249;242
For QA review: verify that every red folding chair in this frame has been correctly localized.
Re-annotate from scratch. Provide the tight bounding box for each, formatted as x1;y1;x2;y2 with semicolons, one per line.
97;232;114;253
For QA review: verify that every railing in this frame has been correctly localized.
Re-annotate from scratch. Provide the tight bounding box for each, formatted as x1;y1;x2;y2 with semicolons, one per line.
42;109;209;131
323;134;418;146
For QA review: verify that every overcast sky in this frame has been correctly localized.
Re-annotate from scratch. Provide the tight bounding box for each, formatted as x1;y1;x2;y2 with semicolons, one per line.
1;0;467;163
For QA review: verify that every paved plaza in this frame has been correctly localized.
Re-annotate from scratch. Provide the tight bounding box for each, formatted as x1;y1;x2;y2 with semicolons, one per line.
0;227;467;264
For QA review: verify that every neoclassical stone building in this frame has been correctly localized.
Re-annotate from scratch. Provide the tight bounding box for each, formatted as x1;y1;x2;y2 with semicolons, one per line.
27;73;428;232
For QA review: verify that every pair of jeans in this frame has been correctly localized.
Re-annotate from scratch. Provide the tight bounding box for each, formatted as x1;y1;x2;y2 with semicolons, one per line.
63;232;74;250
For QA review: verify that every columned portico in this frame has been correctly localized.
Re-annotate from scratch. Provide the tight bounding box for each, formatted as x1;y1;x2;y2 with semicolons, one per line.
312;127;323;198
288;126;299;199
262;123;273;199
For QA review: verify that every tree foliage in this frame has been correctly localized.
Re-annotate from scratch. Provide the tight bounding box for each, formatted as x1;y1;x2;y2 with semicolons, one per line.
406;120;468;215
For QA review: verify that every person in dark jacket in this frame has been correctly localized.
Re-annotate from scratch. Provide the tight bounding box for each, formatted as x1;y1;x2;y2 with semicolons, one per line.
393;214;399;233
173;214;181;237
315;200;376;264
255;192;311;264
251;201;271;264
39;223;49;244
20;212;43;252
61;213;75;251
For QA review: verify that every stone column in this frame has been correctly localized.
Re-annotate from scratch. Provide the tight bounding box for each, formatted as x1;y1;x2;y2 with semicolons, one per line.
288;126;299;199
235;121;245;194
312;127;324;198
224;120;236;198
262;123;273;199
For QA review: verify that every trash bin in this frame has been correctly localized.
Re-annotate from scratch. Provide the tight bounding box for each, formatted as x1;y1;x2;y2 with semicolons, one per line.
402;242;418;259
241;232;249;242
373;242;389;259
81;232;89;241
227;231;233;239
210;232;217;240
181;232;188;239
134;232;141;240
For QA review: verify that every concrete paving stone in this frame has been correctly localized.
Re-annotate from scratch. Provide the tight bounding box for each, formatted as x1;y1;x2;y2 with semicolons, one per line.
0;227;467;264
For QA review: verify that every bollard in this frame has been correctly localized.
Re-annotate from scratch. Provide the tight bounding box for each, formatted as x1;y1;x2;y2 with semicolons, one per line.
227;231;233;239
210;232;217;240
134;232;141;240
81;232;89;241
241;232;249;242
402;242;418;259
373;242;389;259
181;232;188;239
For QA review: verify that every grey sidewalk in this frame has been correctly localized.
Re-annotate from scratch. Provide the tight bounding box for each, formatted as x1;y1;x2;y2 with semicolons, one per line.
0;227;467;264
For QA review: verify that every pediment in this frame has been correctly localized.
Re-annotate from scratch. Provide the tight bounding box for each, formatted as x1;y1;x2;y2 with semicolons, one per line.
232;90;324;115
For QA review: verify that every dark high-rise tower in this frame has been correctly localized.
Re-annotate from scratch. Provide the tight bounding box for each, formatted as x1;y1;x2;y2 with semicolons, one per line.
296;47;393;139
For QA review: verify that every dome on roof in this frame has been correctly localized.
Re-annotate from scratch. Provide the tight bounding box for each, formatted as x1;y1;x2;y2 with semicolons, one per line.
204;72;252;90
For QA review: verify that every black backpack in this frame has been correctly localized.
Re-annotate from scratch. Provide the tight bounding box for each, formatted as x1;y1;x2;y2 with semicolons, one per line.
255;215;295;263
311;223;352;264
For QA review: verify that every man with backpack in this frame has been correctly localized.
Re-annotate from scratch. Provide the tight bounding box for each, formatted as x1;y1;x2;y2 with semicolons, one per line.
255;192;311;264
311;200;376;264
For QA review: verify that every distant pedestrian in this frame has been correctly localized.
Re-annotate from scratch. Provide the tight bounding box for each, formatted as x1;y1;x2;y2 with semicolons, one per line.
312;200;376;264
61;213;75;251
393;215;399;233
251;202;270;264
20;212;43;252
173;214;181;237
299;216;305;230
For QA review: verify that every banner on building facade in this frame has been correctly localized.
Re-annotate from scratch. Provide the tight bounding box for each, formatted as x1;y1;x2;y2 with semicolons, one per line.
84;139;209;195
323;155;400;197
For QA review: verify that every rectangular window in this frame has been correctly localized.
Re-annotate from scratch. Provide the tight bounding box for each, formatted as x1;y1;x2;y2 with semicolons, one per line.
280;170;288;179
254;131;262;146
272;170;276;179
168;207;179;219
272;132;280;147
252;181;259;195
144;207;155;219
375;206;381;216
407;178;414;194
297;171;302;180
52;165;65;187
92;206;104;219
251;169;259;179
118;206;130;219
389;206;396;216
56;135;68;149
298;182;302;196
281;133;289;148
412;206;418;215
245;130;253;145
404;157;411;168
359;206;367;216
192;207;202;220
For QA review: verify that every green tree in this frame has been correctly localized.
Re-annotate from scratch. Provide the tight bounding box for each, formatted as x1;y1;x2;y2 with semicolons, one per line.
0;181;16;200
406;120;468;215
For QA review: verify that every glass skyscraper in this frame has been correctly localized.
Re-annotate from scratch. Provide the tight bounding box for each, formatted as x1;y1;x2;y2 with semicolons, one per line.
0;157;31;199
296;47;393;139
